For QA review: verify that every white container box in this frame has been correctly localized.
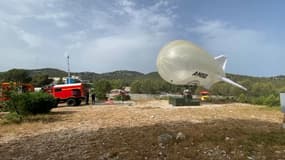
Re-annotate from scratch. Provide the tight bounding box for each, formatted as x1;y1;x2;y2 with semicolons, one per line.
280;93;285;113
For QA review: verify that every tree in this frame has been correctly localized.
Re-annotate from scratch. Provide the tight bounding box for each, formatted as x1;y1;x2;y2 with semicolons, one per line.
210;83;232;96
130;80;142;93
0;72;4;82
250;82;275;97
110;79;125;89
3;69;32;83
141;79;157;94
94;80;112;100
31;74;53;87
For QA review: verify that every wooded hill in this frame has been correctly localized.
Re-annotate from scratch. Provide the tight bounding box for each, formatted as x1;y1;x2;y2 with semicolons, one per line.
0;68;284;106
1;68;285;90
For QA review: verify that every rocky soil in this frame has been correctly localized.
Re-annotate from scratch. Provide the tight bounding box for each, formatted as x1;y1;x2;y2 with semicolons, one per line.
0;100;284;160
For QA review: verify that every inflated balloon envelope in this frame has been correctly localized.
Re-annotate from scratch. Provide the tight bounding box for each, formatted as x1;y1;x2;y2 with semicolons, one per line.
157;40;247;91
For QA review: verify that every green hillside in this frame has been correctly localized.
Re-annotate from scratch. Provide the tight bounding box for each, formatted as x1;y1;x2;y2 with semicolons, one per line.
0;68;146;86
0;68;284;106
1;68;285;90
27;68;68;77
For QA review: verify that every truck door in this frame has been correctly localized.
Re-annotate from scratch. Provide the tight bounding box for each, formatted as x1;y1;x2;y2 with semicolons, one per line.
72;89;81;97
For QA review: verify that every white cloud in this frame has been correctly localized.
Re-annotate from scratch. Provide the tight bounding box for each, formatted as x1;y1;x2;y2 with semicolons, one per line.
0;0;70;30
188;19;284;76
0;1;283;76
17;30;43;48
119;0;135;7
189;20;264;53
33;12;70;28
115;0;174;32
73;33;166;73
0;0;177;73
61;0;177;72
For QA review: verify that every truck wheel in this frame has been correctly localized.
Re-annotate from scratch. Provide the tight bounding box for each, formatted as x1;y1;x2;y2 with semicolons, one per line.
75;99;81;106
67;98;76;106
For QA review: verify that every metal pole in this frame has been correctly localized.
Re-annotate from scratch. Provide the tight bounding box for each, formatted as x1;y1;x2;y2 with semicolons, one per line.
67;55;71;84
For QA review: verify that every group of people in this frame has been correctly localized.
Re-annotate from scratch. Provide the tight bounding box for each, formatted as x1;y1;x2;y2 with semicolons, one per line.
85;92;96;105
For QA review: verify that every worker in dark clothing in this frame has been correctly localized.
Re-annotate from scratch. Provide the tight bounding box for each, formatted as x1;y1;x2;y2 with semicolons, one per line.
85;91;89;105
91;93;96;105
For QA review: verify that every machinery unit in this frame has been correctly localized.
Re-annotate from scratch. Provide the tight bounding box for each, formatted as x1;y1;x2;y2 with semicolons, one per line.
0;82;34;102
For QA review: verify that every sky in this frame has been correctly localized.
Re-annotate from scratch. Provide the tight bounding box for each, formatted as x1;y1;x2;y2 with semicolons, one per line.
0;0;284;76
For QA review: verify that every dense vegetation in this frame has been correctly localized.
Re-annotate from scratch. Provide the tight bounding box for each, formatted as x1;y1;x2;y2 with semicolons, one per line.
5;92;56;115
93;80;112;100
0;68;284;106
1;87;57;123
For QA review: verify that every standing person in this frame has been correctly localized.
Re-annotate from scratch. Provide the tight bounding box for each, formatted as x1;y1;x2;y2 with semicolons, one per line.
91;93;96;105
85;91;89;105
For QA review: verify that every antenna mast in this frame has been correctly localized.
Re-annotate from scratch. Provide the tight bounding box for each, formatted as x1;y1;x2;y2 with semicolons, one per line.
67;55;71;80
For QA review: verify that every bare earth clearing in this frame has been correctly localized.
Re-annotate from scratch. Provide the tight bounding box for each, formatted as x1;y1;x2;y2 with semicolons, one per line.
0;100;284;160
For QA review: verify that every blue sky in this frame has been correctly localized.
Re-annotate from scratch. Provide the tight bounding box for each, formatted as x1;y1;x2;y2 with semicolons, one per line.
0;0;284;76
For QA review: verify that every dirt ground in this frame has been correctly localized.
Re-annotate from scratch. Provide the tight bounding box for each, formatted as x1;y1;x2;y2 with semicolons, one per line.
0;100;285;160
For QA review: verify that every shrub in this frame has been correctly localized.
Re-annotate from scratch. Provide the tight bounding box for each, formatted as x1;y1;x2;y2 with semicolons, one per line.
264;94;280;107
0;101;9;112
207;96;235;104
113;94;131;101
238;93;249;103
6;92;56;115
96;92;108;100
238;94;280;107
251;96;266;105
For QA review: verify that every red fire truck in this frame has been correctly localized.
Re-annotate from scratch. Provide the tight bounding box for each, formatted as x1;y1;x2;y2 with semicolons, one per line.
45;83;88;106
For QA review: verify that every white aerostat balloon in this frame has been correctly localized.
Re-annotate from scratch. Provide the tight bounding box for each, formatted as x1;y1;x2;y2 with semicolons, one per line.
156;40;247;90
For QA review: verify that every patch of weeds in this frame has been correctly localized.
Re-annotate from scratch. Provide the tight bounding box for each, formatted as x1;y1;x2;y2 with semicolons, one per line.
0;101;9;112
23;114;58;123
1;112;59;125
239;131;285;157
248;131;285;145
257;106;281;111
1;112;23;124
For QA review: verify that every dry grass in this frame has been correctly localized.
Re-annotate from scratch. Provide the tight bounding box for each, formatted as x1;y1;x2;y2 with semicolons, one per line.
0;100;284;159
